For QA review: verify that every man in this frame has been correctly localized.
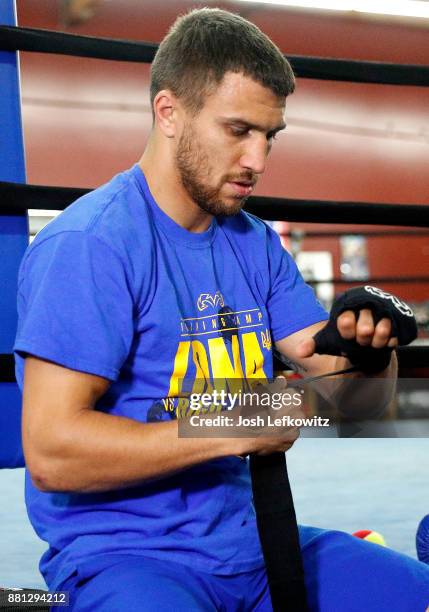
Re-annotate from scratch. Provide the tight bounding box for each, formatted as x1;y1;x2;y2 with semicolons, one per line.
14;8;429;611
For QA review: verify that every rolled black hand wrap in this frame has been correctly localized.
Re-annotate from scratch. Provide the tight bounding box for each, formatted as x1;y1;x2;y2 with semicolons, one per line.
313;286;417;374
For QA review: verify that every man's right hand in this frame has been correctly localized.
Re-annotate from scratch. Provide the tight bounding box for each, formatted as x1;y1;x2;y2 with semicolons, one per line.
232;376;304;457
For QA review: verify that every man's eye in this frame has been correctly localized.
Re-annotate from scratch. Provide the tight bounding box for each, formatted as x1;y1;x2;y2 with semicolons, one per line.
231;127;248;137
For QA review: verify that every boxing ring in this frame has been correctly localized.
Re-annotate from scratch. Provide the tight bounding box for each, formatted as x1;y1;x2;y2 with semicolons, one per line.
1;0;429;609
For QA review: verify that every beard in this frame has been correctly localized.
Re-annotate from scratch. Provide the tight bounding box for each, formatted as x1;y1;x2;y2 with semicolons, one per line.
175;123;251;217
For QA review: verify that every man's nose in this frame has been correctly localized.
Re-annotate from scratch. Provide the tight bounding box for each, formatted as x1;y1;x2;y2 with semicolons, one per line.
239;137;269;175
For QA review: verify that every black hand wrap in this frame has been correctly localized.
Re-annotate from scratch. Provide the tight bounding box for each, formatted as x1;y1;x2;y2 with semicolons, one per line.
313;286;417;374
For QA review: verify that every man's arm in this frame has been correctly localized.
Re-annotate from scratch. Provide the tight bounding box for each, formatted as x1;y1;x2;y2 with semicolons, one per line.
275;310;398;411
22;356;301;494
22;356;241;494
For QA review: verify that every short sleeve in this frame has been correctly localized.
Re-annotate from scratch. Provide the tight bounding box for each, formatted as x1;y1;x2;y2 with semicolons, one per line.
265;226;328;342
14;231;134;381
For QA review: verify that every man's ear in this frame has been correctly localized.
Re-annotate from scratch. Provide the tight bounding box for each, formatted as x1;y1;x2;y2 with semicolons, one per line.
152;89;179;138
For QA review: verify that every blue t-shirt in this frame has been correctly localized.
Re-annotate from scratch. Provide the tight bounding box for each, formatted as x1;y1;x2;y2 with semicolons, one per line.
14;164;328;591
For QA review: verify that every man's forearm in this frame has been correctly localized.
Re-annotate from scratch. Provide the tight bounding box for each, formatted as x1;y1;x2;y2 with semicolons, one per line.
34;410;240;494
314;351;398;419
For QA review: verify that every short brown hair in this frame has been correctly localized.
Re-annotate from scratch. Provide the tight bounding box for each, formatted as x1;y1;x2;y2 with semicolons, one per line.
150;7;295;117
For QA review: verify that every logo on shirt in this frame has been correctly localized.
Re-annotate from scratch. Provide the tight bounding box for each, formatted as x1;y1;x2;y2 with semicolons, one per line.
147;294;272;423
197;291;224;311
261;329;272;351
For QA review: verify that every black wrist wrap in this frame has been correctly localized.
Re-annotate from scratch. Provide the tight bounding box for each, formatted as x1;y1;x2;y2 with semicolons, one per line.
313;286;417;374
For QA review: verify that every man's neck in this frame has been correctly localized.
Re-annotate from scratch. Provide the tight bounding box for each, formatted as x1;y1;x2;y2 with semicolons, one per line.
138;145;213;234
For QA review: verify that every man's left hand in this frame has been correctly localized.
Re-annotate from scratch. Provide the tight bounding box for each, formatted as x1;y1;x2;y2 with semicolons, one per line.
296;286;417;374
297;308;398;358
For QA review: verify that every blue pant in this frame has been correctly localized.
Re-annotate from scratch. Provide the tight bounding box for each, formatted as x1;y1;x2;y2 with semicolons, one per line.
53;526;429;611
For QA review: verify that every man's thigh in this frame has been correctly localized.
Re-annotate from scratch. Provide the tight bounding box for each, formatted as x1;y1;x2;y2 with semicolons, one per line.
55;556;221;612
299;525;429;612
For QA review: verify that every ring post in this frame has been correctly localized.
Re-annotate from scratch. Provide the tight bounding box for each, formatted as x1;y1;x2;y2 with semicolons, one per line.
0;0;28;467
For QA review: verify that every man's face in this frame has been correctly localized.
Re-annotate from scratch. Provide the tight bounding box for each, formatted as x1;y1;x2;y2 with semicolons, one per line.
175;72;286;217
